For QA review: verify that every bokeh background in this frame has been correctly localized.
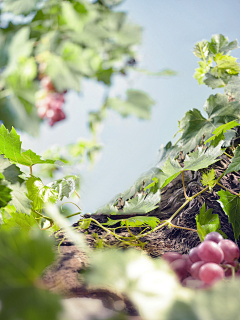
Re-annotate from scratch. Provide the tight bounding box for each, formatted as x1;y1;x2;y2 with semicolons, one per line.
20;0;240;213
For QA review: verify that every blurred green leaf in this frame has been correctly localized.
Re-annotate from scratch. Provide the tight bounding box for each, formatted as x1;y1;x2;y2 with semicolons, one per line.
2;0;39;15
106;89;155;119
1;206;37;231
47;175;79;201
226;145;240;174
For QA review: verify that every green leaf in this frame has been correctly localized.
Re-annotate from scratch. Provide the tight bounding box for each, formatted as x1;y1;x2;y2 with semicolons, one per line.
193;40;209;59
204;73;226;89
196;203;221;241
2;0;39;15
126;216;160;230
144;177;159;193
226;76;240;101
213;53;240;76
106;89;155;119
8;182;32;215
0;125;56;167
26;176;58;212
0;155;24;184
122;190;160;214
205;120;240;145
178;94;240;154
96;68;114;85
218;189;240;241
0;228;62;320
47;175;79;201
0;181;12;208
132;68;177;76
201;168;216;190
194;59;212;85
84;249;180;320
226;145;240;174
1;208;37;231
160;145;223;188
209;34;229;54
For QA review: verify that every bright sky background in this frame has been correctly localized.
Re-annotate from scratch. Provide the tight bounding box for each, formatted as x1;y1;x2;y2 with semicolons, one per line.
21;0;240;214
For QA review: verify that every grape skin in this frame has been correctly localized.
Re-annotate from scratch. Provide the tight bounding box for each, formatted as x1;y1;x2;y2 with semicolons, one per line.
198;240;224;264
199;263;224;285
204;231;223;243
189;247;201;263
218;239;240;263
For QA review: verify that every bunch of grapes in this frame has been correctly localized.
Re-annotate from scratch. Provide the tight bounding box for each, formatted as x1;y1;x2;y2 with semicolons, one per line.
162;232;240;289
35;76;66;126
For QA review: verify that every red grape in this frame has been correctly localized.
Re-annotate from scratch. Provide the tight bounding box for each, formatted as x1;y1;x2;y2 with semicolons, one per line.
190;261;205;280
198;240;224;264
218;239;240;263
189;247;201;263
199;263;224;285
204;231;223;243
161;252;182;264
170;258;188;281
186;258;193;272
41;76;55;91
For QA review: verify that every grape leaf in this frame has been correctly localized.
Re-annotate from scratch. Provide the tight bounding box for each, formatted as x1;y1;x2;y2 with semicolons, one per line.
218;189;240;241
47;175;79;201
26;176;58;212
144;177;159;193
193;40;209;59
226;146;240;174
126;216;160;230
226;76;240;101
212;53;240;76
0;181;12;208
2;0;39;15
194;59;212;85
209;34;231;54
178;94;240;153
160;145;223;188
8;182;32;215
106;89;155;120
0;155;24;184
201;168;216;190
0;125;56;167
205;120;240;145
196;203;221;241
1;208;37;231
156;141;180;168
122;190;160;214
203;73;226;89
0;228;62;320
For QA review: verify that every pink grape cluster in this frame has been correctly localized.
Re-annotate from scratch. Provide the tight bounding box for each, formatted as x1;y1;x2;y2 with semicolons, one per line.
162;232;240;289
36;76;66;126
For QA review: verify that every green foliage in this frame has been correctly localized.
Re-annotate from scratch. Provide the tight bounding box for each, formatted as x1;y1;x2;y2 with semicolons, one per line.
218;189;240;241
104;216;161;230
0;180;12;208
121;190;160;214
160;145;223;188
196;203;221;241
193;34;240;88
1;205;38;231
0;228;62;320
26;176;58;212
201;168;216;190
106;89;155;119
177;93;240;153
144;177;159;193
205;120;240;146
47;175;79;201
226;145;240;174
0;125;56;167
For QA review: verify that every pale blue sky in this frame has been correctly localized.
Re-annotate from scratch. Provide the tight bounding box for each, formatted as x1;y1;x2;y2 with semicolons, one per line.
21;0;240;214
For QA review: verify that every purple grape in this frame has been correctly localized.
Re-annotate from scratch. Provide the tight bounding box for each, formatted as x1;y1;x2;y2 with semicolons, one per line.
190;261;205;279
198;240;224;264
189;247;201;263
204;232;223;243
218;239;240;263
199;263;224;285
161;252;182;264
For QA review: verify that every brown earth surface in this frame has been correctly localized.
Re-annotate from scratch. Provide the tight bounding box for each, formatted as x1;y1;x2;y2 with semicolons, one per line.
42;154;240;317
